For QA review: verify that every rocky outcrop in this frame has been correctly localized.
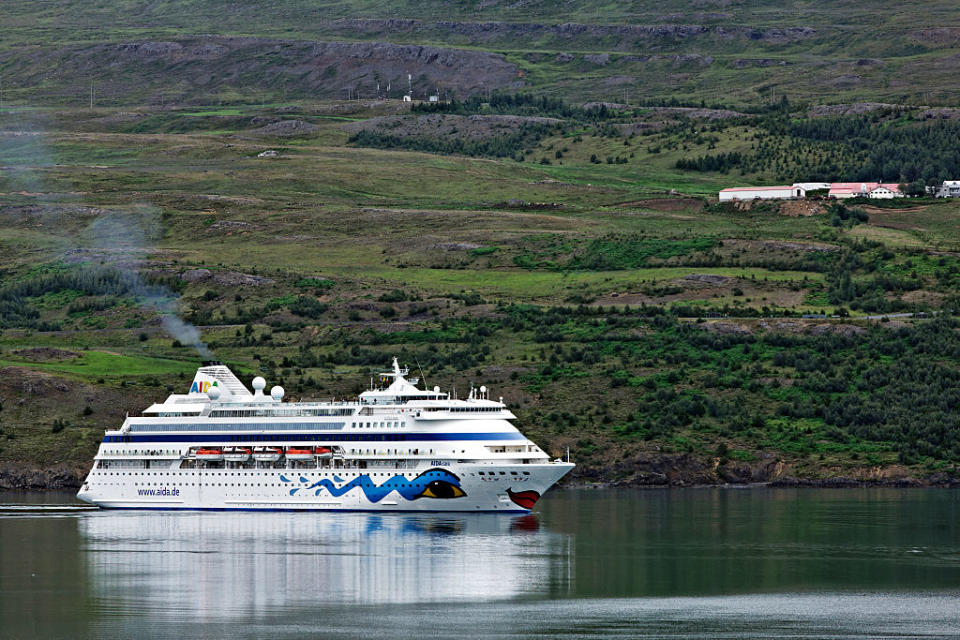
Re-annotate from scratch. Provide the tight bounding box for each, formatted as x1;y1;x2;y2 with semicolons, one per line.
247;119;319;137
310;19;815;49
342;113;560;141
179;269;274;286
0;465;82;491
0;37;521;102
572;452;787;487
808;102;896;117
566;452;960;488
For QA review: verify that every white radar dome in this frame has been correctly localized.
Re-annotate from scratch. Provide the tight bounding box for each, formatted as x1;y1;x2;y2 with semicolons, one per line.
433;386;440;393
271;386;285;401
480;386;487;394
207;386;221;400
252;376;266;393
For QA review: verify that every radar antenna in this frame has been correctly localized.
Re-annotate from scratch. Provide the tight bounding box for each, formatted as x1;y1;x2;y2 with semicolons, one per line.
415;357;427;390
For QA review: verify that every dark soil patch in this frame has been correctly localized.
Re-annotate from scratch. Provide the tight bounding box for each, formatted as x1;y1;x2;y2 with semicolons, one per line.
10;348;80;362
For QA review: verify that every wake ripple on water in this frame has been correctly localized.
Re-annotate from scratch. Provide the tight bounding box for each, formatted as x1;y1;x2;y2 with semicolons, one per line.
0;504;99;513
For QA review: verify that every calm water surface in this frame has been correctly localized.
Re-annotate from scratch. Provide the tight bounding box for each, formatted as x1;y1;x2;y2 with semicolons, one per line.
1;488;959;639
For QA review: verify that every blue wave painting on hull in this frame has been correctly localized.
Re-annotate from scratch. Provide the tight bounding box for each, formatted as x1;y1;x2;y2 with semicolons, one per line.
281;468;466;502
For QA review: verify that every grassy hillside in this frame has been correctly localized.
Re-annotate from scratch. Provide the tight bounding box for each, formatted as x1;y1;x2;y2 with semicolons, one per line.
1;97;959;485
2;1;960;106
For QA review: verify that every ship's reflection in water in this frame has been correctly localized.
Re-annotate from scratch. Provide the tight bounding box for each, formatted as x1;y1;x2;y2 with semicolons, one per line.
79;510;572;616
6;489;960;639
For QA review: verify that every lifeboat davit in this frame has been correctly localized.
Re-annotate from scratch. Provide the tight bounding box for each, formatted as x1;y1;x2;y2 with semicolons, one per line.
286;447;314;461
253;446;282;463
195;448;224;462
314;446;333;459
223;447;251;463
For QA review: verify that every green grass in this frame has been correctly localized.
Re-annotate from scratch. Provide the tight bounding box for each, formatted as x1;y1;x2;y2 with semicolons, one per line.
0;350;198;379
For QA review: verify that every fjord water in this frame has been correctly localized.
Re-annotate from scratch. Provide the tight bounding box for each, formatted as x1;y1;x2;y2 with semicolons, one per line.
2;489;959;639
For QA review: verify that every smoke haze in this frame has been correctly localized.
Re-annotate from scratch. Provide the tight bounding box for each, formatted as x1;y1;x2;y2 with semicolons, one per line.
1;108;213;359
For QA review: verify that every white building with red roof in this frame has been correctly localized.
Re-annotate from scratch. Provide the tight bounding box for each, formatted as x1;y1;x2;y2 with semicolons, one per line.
828;182;904;199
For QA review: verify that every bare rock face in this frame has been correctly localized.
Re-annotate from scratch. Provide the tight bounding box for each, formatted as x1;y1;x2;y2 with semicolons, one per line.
211;271;274;286
583;53;610;66
684;273;732;285
0;37;521;102
247;119;319;137
208;220;256;231
700;321;753;335
0;465;82;490
180;268;212;282
808;323;865;337
435;242;482;251
808;102;897;117
179;268;273;286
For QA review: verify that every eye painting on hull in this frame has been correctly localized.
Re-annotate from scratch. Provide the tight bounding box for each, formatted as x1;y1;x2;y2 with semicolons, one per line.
281;468;466;502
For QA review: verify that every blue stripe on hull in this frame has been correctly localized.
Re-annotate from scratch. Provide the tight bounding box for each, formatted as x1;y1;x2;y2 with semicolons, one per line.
93;505;531;514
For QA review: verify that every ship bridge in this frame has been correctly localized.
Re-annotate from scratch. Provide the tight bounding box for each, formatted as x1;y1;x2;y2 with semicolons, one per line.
359;358;448;404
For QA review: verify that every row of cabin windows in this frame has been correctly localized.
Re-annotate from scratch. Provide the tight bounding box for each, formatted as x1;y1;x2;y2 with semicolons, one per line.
105;433;439;443
129;423;345;433
352;421;404;429
421;407;501;413
208;408;354;418
128;421;404;433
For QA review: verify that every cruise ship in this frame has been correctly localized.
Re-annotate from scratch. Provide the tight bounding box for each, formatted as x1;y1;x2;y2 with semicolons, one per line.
77;359;574;512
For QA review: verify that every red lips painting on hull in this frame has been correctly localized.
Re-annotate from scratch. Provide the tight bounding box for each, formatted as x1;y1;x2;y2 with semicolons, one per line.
506;487;541;510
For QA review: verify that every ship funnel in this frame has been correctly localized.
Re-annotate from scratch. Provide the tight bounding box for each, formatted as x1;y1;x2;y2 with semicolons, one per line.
188;364;253;400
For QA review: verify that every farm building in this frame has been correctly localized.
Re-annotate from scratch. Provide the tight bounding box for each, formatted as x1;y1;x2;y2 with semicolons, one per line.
718;185;805;201
936;180;960;198
793;182;831;192
828;182;904;199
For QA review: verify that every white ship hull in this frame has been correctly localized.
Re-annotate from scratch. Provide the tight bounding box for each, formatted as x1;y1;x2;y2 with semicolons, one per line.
78;359;575;513
78;462;573;512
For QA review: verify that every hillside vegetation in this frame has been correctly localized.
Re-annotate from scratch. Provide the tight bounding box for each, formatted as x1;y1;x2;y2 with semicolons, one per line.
3;1;960;106
1;93;960;487
2;1;960;487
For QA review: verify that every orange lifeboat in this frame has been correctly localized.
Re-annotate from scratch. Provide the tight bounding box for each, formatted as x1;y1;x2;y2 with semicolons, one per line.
253;446;282;463
195;448;223;462
314;446;333;459
223;447;251;463
285;447;314;461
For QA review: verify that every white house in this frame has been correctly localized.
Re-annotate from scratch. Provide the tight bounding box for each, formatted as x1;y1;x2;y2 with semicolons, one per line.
936;180;960;198
867;185;901;199
718;185;805;201
828;182;903;199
